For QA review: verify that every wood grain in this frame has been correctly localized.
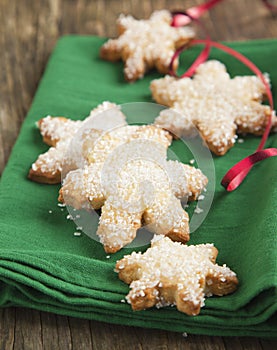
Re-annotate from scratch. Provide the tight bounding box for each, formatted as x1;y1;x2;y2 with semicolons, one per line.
0;0;277;349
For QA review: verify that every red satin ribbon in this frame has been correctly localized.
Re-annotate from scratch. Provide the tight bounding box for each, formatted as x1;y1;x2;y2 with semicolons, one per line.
169;37;277;190
221;148;277;190
261;0;277;11
171;0;276;27
170;0;276;77
170;12;211;78
170;0;222;76
171;0;225;26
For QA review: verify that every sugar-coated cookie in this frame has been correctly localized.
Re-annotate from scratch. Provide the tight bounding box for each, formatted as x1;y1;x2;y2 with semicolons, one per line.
59;125;207;253
100;10;195;82
28;102;126;183
115;235;238;315
151;60;277;155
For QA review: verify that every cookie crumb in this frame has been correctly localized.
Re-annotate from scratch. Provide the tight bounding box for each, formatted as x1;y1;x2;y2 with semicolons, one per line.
194;206;203;214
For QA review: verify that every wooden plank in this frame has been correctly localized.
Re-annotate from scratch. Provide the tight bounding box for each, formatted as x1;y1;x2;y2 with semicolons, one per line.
56;314;73;350
40;311;68;350
13;308;43;350
259;338;277;350
0;308;15;350
68;316;94;349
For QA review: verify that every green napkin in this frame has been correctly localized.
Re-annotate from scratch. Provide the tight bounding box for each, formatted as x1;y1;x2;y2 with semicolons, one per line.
0;36;276;337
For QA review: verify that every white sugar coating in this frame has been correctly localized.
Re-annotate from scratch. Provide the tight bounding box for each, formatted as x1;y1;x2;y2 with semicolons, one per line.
101;10;195;81
105;159;172;211
165;161;208;200
62;126;173;212
115;236;238;315
39;102;125;144
39;116;82;146
60;125;207;253
32;140;69;175
143;190;189;237
152;60;277;155
30;102;127;181
61;162;105;210
86;124;171;165
86;102;127;130
97;199;142;251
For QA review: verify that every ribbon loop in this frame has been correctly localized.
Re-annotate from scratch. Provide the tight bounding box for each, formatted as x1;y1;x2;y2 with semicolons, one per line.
171;0;225;26
171;11;193;27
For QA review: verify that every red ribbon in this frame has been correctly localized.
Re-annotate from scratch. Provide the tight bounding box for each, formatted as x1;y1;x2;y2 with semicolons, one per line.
171;0;225;26
170;0;276;78
170;0;223;76
261;0;277;11
171;0;276;26
170;12;211;78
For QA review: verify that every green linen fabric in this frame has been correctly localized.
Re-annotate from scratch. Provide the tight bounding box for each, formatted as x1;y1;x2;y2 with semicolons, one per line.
0;36;276;337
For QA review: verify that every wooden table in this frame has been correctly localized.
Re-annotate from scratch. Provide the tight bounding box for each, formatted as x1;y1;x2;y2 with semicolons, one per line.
0;0;276;349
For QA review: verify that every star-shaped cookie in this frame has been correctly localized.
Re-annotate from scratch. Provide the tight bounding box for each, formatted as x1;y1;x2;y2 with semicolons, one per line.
151;60;277;155
100;10;195;82
115;235;238;315
28;102;127;184
59;125;207;253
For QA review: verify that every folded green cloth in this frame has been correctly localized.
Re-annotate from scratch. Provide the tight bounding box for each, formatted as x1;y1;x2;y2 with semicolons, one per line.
0;36;276;337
